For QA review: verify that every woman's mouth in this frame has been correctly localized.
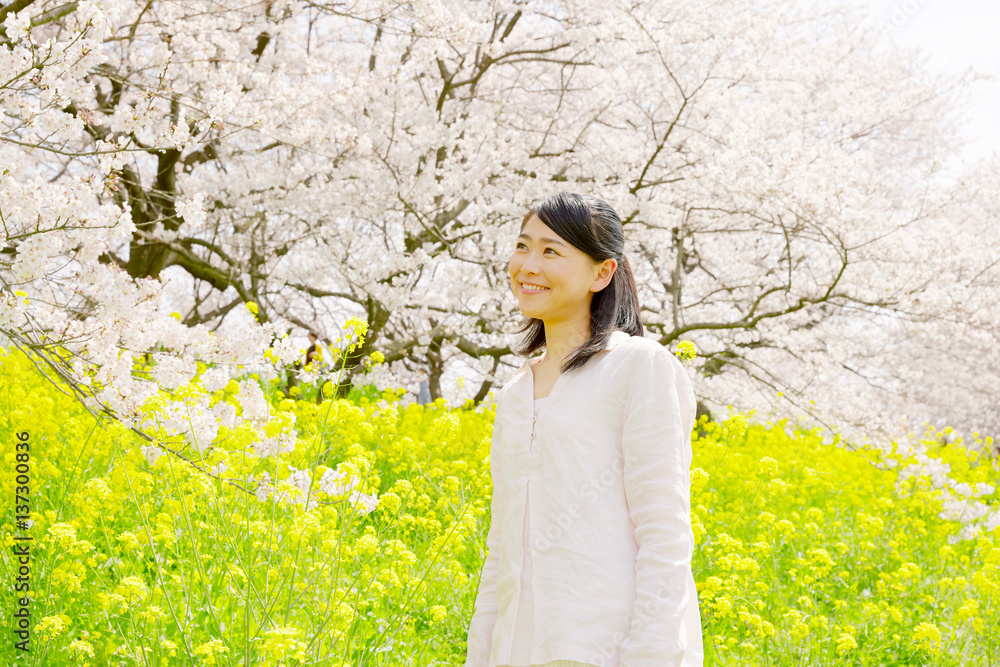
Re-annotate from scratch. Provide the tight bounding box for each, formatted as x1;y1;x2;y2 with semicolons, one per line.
520;282;550;294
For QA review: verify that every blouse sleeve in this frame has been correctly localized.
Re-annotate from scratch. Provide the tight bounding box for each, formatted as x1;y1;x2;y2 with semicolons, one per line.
463;413;503;667
618;346;697;667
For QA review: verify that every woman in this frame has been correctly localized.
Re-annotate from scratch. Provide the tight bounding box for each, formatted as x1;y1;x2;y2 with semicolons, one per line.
464;193;703;667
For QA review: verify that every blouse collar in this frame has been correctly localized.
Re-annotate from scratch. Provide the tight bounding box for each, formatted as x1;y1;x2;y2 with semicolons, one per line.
511;329;632;379
506;330;631;417
514;329;632;375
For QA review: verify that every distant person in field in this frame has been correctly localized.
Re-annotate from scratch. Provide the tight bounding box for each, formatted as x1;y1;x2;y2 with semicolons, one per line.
415;366;432;405
288;330;323;398
304;331;321;367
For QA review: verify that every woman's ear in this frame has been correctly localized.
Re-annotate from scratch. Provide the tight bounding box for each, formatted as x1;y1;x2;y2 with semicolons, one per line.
593;258;617;291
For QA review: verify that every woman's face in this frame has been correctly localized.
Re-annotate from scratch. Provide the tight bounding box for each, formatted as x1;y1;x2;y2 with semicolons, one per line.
508;214;617;324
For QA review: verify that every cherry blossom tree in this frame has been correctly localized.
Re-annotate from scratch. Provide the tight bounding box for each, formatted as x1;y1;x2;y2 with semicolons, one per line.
1;0;995;452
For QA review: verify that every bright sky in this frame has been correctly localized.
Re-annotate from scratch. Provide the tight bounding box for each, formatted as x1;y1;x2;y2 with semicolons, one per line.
847;0;1000;169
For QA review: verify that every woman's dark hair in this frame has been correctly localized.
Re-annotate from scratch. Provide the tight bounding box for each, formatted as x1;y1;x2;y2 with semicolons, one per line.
512;192;643;373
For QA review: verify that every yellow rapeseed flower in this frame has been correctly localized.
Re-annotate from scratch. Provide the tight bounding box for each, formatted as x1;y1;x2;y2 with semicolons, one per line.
957;599;979;622
723;414;748;440
194;638;230;665
162;639;178;657
117;531;142;552
36;614;70;642
784;610;810;641
262;626;307;664
98;592;129;616
356;533;379;556
69;639;95;659
675;340;697;360
835;627;858;655
912;621;942;654
139;605;168;624
428;605;448;624
378;491;402;515
52;562;85;592
48;522;77;549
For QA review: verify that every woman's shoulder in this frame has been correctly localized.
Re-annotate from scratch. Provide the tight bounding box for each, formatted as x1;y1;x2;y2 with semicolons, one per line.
614;334;686;376
491;364;525;403
614;333;671;359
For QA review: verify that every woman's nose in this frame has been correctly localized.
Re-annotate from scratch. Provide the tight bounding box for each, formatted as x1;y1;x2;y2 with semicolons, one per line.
520;251;542;274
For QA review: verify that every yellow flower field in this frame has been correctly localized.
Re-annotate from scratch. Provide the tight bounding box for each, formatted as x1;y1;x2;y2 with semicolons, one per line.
0;340;997;666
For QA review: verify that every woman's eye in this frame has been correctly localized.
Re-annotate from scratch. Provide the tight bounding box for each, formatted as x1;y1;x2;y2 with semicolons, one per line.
516;243;555;254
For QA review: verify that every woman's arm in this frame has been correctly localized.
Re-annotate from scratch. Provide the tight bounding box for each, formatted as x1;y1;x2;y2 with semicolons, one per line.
619;346;698;667
463;417;503;667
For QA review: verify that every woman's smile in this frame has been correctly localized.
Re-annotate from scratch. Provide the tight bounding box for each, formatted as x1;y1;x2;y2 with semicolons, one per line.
520;281;550;294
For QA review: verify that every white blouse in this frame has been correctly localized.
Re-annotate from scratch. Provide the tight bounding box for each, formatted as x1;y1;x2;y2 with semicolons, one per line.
464;330;704;667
